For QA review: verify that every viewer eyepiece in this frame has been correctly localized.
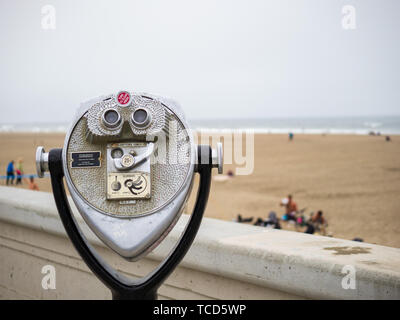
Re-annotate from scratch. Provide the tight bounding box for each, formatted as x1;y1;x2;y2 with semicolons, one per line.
102;109;121;128
131;108;150;128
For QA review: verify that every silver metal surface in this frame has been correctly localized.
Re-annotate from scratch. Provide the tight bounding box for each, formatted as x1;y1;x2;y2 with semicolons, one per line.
62;91;196;260
112;142;154;171
106;142;153;200
84;94;166;144
67;114;191;216
35;146;49;178
212;142;223;174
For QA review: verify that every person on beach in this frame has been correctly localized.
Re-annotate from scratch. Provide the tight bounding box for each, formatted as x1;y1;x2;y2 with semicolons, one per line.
15;168;22;185
235;214;253;223
305;210;327;235
280;194;298;221
16;158;24;185
28;176;39;191
6;160;15;185
288;132;294;141
311;210;325;225
254;211;281;229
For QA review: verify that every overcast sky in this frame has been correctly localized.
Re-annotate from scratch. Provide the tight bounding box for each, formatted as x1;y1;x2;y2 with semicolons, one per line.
0;0;399;123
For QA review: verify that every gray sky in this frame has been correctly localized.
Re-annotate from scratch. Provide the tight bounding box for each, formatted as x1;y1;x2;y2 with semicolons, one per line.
0;0;399;123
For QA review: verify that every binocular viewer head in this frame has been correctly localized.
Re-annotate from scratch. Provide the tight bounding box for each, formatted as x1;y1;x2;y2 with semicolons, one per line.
85;91;167;143
36;91;222;261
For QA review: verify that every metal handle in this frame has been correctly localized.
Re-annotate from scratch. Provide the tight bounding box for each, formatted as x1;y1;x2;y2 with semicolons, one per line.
36;146;49;178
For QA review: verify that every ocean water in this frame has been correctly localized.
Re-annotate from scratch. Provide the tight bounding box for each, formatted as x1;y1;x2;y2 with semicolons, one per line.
190;116;400;135
1;116;400;135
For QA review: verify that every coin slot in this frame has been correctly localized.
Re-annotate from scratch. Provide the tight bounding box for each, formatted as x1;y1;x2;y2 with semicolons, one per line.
111;147;123;159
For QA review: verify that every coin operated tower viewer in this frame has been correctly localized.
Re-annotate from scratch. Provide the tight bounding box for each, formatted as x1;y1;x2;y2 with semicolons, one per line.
36;91;223;299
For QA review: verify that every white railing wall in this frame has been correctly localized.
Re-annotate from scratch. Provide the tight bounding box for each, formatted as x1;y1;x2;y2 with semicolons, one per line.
0;186;399;300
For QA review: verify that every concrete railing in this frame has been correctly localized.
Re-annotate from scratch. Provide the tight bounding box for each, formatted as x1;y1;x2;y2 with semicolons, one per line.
0;186;399;300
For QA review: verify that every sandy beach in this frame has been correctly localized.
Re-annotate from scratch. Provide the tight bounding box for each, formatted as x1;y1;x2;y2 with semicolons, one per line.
0;132;399;248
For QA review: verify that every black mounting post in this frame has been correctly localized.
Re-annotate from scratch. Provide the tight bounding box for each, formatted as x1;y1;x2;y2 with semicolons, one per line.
48;146;212;300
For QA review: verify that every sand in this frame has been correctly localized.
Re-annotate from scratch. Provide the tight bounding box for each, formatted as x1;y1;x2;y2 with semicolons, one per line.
0;132;399;248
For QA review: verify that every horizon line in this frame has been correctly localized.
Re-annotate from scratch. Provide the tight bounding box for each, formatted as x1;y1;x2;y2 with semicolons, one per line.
1;114;400;125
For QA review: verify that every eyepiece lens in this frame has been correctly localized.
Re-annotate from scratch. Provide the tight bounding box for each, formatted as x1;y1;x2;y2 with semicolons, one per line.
104;110;119;124
133;109;148;124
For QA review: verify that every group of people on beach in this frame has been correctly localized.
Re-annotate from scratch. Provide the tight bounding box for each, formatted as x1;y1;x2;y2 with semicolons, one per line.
5;159;39;190
236;194;328;236
279;195;327;235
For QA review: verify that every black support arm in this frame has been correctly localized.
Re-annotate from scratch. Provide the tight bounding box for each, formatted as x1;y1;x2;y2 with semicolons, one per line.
48;145;212;300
